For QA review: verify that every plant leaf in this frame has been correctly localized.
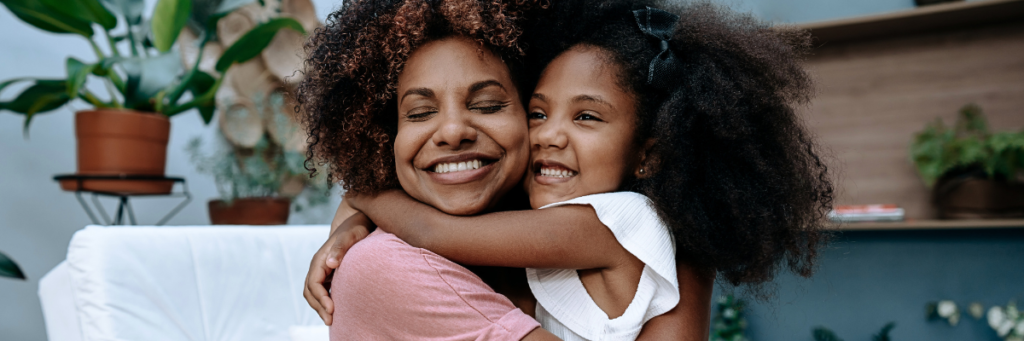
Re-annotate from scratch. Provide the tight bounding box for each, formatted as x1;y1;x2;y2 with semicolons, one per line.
186;71;216;123
66;57;98;98
0;79;69;114
120;53;182;111
99;0;144;24
215;17;305;72
0;80;70;133
0;251;25;280
0;0;94;36
40;0;117;30
151;0;192;52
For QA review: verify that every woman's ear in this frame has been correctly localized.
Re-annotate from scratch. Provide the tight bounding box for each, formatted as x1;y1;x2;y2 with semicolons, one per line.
634;138;659;179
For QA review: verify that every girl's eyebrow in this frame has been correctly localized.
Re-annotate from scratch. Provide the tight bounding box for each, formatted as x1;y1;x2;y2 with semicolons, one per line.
571;94;613;109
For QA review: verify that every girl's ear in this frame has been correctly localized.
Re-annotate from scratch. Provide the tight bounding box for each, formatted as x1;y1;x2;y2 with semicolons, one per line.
635;138;659;179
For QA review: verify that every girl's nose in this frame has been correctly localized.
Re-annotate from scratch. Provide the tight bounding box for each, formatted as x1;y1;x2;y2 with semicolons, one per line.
532;118;568;150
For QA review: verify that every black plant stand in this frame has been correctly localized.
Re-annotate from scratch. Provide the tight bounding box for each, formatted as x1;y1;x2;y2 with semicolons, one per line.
53;174;192;225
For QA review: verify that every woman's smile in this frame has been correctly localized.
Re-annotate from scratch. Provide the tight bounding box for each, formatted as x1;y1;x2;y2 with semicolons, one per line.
423;152;500;185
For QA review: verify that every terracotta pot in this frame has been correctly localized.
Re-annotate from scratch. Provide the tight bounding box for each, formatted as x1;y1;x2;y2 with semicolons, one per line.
208;197;291;225
934;176;1024;219
60;110;172;194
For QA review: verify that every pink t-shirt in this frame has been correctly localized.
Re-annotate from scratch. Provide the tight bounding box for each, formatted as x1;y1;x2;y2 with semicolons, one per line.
330;230;540;340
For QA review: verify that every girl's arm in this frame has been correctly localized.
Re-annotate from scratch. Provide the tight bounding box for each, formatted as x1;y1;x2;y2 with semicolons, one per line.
636;260;715;340
348;190;631;270
303;199;372;324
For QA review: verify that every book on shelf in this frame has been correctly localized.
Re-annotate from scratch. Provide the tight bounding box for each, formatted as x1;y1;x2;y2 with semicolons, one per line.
828;204;905;222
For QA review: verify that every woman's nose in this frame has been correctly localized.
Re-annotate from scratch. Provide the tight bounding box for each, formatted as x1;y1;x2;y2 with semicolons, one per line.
432;109;478;148
532;117;568;150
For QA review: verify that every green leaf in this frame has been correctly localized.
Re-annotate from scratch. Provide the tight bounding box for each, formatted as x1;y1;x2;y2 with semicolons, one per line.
66;57;98;98
812;327;843;341
40;0;117;30
120;53;182;110
99;0;144;24
186;71;216;123
151;0;192;52
0;80;70;132
0;251;25;280
0;0;94;36
215;17;305;72
0;79;69;114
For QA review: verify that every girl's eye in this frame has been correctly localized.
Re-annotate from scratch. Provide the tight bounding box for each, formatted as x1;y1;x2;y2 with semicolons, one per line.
575;112;603;122
528;111;547;120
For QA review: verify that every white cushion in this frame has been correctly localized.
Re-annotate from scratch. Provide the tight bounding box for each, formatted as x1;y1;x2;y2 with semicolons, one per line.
48;225;329;341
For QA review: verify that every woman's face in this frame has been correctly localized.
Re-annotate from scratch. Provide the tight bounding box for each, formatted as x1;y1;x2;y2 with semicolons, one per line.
393;37;529;215
524;46;641;209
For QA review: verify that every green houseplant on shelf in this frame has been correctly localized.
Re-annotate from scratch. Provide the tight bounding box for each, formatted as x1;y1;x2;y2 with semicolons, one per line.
0;0;304;195
910;104;1024;219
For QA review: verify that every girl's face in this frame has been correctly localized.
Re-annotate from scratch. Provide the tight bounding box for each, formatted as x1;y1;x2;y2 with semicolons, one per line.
524;46;641;209
393;37;530;216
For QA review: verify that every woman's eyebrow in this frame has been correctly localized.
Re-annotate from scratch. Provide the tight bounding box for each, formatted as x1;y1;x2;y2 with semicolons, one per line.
400;88;434;103
469;80;505;93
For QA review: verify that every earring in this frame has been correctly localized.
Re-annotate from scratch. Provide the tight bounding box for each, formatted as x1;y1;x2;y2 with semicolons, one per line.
639;168;646;175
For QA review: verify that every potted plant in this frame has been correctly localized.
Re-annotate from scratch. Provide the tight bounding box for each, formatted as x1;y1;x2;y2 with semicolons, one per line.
0;251;25;280
0;0;304;194
187;129;329;225
910;104;1024;219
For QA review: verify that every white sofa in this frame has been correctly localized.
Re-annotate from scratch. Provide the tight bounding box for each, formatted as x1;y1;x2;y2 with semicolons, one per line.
38;225;331;341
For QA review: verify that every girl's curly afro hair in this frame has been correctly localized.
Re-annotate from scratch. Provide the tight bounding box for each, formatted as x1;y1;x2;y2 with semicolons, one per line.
296;0;542;194
521;0;835;291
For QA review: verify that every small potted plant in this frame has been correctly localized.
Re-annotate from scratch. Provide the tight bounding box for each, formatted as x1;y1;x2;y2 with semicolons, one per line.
910;104;1024;219
0;0;304;194
187;130;329;225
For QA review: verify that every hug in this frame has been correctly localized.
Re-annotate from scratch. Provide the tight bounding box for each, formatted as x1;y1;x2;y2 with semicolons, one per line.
297;0;834;339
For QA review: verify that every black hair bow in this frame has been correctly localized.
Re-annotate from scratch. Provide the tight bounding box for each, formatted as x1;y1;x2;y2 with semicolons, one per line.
632;6;681;89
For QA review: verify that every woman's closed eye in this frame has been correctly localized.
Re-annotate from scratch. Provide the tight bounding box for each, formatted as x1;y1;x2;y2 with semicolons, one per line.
470;101;510;114
405;108;438;121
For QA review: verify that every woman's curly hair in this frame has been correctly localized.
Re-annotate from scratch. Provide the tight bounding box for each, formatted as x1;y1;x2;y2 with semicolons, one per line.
522;0;835;291
297;0;542;194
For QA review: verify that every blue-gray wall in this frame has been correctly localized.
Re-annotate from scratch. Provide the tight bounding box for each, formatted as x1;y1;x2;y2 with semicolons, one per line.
722;228;1024;341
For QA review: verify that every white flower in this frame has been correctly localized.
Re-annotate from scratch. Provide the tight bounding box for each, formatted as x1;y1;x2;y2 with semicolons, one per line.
991;307;1007;329
723;308;737;319
970;302;985;319
938;300;958;318
1000;320;1015;337
1015;320;1024;336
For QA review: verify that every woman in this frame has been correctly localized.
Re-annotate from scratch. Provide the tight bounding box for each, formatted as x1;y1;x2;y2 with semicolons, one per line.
297;0;714;339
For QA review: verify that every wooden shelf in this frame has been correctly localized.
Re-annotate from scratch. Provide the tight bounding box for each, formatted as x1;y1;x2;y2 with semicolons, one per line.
831;219;1024;231
797;0;1024;44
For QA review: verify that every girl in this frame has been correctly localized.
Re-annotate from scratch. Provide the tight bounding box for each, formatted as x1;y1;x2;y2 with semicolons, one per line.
344;0;834;339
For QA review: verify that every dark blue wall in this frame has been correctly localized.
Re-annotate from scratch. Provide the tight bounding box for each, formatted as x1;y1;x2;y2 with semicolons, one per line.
717;228;1024;341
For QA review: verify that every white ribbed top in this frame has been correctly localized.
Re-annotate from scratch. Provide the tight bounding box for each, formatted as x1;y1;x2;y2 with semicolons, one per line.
528;192;678;341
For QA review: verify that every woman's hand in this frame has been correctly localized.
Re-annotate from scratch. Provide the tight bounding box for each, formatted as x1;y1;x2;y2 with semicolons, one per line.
303;201;374;325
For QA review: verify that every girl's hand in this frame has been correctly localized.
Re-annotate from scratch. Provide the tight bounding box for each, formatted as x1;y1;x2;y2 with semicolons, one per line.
303;207;373;324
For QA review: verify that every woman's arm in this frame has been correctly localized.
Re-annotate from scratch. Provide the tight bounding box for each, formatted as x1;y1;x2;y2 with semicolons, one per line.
348;190;630;270
636;260;715;340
